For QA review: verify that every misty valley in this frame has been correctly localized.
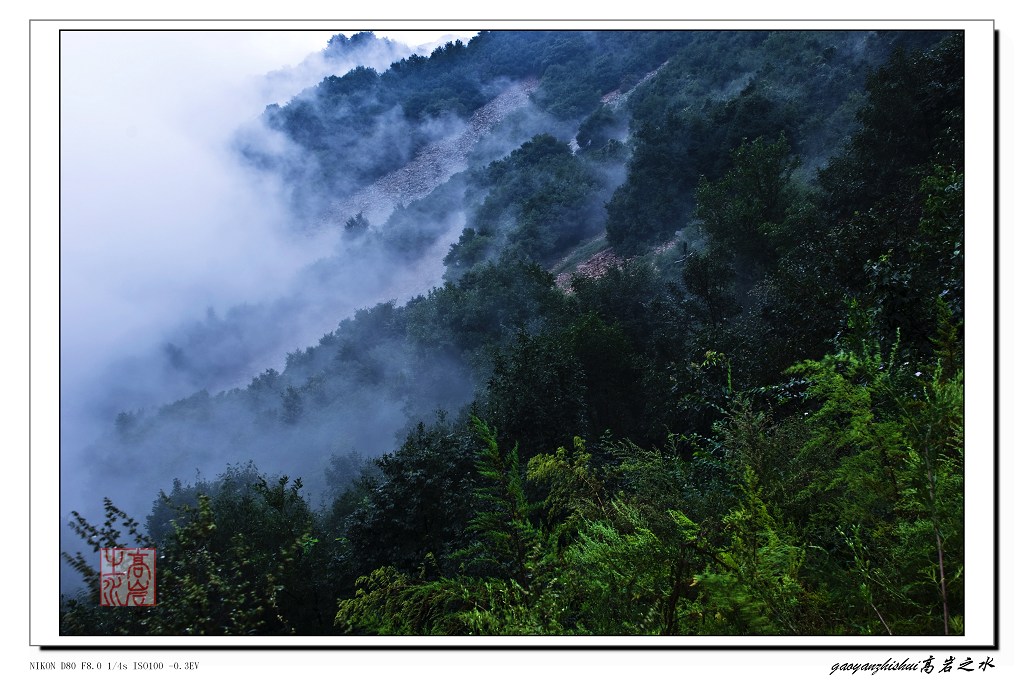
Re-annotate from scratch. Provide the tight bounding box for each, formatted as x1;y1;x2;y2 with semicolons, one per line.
60;30;966;637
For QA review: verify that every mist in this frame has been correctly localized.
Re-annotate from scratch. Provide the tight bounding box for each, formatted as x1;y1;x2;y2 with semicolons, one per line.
59;30;479;591
59;28;661;597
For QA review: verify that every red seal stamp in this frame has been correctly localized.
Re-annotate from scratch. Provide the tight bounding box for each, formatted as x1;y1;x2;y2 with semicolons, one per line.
100;548;156;606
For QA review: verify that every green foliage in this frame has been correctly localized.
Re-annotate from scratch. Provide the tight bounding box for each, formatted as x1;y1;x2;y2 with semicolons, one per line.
558;501;686;634
458;134;603;269
606;82;796;255
569;262;665;347
527;436;606;542
693;490;807;635
340;416;478;579
407;258;567;365
861;164;965;353
335;566;557;635
680;248;741;330
335;418;552;635
443;227;494;281
813;34;964;354
67;31;967;637
786;332;964;635
485;330;588;459
694;133;797;273
561;313;648;442
461;417;540;585
334;565;472;635
63;466;333;635
526;32;692;119
576;105;625;152
257;30;695;216
62;499;152;612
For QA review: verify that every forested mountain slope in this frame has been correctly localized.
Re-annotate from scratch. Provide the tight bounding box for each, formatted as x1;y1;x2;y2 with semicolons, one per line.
61;30;965;637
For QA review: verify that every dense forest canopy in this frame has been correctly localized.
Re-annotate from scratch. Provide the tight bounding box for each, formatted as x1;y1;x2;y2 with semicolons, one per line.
62;29;967;637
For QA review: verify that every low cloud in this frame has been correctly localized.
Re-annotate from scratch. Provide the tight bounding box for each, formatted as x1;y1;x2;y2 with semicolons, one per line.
59;30;477;591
